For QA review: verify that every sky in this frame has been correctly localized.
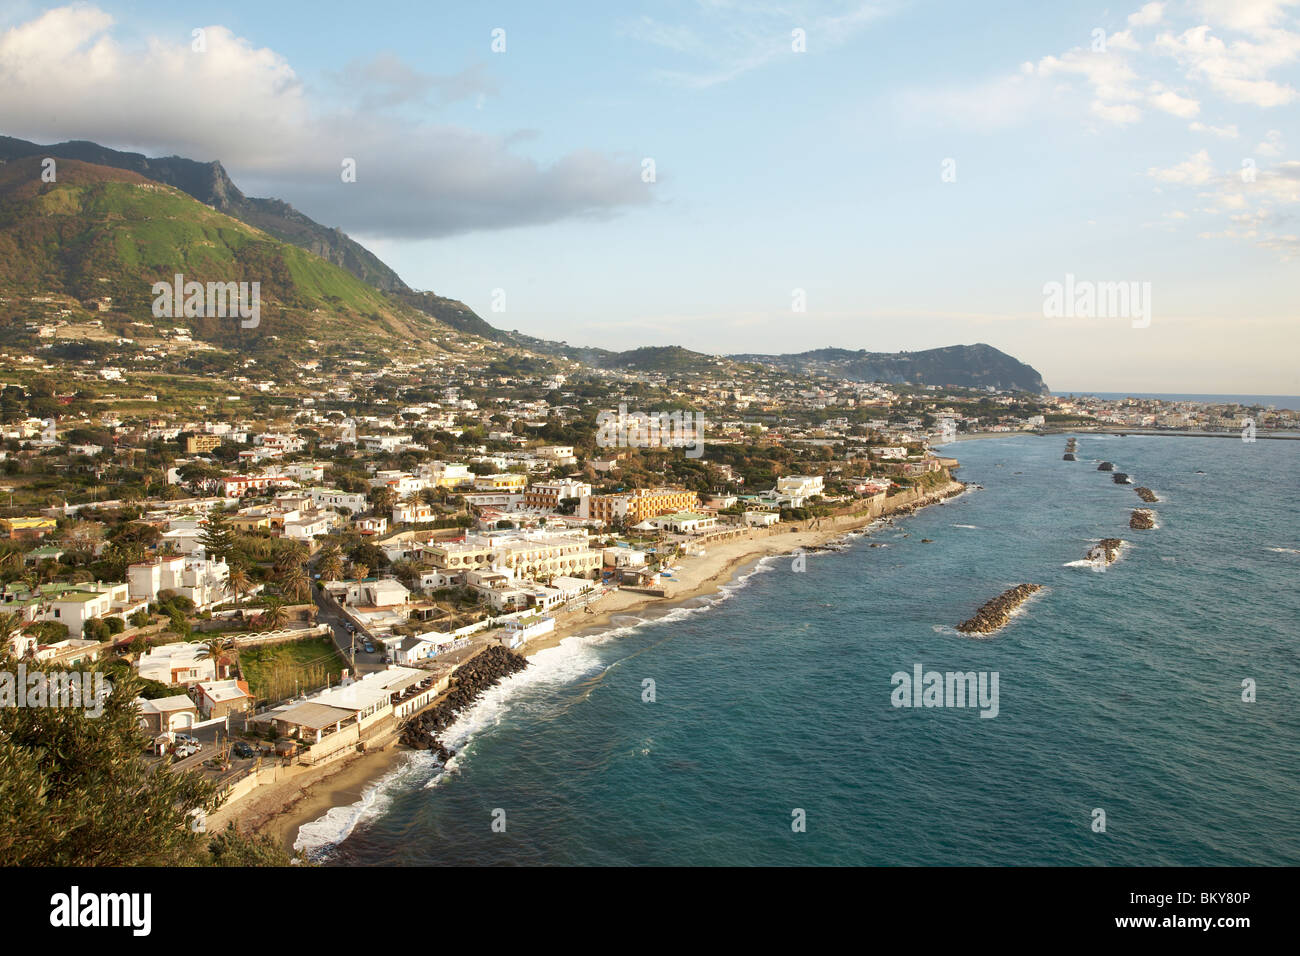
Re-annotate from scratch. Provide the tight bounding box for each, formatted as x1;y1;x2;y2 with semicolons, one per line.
0;0;1297;392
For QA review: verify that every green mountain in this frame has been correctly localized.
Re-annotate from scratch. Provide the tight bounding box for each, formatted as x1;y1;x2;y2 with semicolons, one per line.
729;344;1050;394
0;136;409;293
0;136;1050;392
0;156;449;351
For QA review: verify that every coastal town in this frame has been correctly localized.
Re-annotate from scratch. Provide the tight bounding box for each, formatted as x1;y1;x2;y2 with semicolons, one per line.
0;318;1294;853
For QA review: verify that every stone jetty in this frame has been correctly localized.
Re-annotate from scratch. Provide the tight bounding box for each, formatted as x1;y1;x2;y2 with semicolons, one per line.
956;584;1043;635
1097;461;1115;471
399;645;529;758
1135;487;1159;503
1130;509;1156;530
1086;538;1125;565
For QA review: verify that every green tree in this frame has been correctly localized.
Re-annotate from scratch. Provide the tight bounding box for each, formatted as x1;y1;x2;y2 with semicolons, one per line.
198;512;236;562
0;656;215;865
278;561;310;603
261;598;290;632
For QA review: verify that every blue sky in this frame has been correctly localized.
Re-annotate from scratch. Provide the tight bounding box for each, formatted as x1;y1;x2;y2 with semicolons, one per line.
1;1;1297;391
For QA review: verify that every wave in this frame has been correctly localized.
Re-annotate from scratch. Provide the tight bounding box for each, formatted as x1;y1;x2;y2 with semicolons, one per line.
292;548;793;852
1266;547;1300;555
293;752;434;859
952;524;979;529
1063;558;1108;572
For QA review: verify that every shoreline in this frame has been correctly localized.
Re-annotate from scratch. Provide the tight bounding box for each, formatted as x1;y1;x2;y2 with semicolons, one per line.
218;478;967;857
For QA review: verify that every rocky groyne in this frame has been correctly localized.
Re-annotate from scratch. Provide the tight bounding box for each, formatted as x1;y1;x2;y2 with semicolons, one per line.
399;645;529;759
1135;487;1159;503
1130;509;1156;530
1087;538;1125;565
956;584;1043;635
1097;461;1115;471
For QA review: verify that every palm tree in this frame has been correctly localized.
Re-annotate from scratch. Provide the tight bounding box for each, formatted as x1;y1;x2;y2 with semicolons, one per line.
370;486;397;516
227;564;252;606
0;611;25;657
278;561;310;603
199;636;232;678
261;598;290;632
318;549;344;583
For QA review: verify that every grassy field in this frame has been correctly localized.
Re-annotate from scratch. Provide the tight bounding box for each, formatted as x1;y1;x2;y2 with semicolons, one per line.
237;635;345;704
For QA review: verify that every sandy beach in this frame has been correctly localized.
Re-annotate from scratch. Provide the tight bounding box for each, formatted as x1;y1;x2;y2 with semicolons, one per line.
215;478;965;856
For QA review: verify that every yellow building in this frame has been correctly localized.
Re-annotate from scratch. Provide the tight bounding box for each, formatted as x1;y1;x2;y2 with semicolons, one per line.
473;473;528;492
580;488;700;526
185;434;222;454
1;516;58;540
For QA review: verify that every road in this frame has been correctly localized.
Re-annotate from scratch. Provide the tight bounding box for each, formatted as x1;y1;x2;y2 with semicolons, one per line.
311;580;385;676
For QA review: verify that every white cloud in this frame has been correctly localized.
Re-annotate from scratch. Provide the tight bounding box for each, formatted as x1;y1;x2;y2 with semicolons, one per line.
0;6;651;239
1129;3;1166;27
1255;129;1286;155
1189;120;1239;137
1195;0;1300;35
1155;24;1300;107
1148;85;1201;116
624;1;893;88
1032;35;1146;124
1149;149;1216;183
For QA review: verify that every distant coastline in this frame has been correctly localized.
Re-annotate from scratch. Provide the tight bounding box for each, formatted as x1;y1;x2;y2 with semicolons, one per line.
1051;391;1300;410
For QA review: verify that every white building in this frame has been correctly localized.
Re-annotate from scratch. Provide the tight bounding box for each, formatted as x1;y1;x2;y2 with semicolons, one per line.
776;475;825;498
136;642;217;686
646;512;718;535
30;582;145;639
500;614;555;648
128;555;230;610
307;487;368;514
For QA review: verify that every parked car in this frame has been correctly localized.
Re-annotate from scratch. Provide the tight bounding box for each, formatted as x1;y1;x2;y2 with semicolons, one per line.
232;741;258;759
363;641;375;653
174;743;198;759
174;733;199;746
380;655;392;664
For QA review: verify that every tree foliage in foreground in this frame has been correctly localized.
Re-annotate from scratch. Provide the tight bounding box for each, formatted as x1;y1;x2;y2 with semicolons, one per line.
0;654;292;866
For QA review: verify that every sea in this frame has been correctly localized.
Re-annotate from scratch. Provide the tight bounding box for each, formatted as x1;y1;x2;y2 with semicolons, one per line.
297;434;1300;866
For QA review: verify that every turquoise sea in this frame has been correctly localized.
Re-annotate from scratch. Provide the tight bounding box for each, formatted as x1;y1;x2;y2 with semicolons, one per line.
299;434;1300;865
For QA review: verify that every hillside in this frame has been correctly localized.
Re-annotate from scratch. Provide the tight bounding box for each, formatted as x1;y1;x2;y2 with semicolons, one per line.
0;136;1050;392
0;136;409;294
730;344;1050;393
0;156;450;353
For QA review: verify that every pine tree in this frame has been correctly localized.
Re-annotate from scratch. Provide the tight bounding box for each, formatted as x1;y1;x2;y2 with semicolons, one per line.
198;512;236;561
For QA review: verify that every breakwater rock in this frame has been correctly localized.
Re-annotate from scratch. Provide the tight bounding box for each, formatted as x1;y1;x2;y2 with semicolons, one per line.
1063;453;1076;461
1098;461;1115;471
1130;509;1156;530
956;584;1043;635
400;645;529;756
1087;538;1125;565
1135;487;1159;503
1112;472;1132;484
